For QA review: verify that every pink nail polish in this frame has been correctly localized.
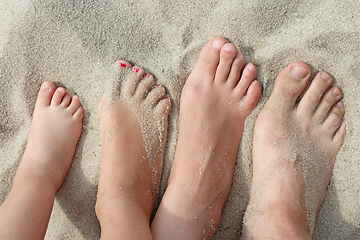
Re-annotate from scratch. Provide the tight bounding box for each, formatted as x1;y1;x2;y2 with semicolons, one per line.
116;60;127;68
157;84;162;88
145;73;151;78
133;67;139;73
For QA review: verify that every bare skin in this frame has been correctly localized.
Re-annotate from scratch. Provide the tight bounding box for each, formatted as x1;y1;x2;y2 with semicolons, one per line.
241;62;346;239
151;37;262;239
95;60;171;240
0;82;83;240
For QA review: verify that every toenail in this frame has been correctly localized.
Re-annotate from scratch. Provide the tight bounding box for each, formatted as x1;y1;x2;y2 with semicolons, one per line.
115;60;127;68
157;84;162;88
57;88;65;93
336;101;344;108
236;51;244;59
320;72;331;81
211;39;225;50
41;83;51;91
248;63;256;72
166;97;170;100
223;44;234;52
290;66;309;80
145;73;151;78
332;88;341;98
133;67;139;73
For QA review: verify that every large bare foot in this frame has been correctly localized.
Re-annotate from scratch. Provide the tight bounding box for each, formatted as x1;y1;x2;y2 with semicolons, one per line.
0;82;83;239
95;60;171;239
241;62;346;239
151;37;261;239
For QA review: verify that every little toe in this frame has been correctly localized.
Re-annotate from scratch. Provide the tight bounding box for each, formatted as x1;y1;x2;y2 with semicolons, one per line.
269;62;311;110
143;84;166;108
242;80;262;116
234;63;258;98
226;52;245;89
298;71;333;116
214;43;239;84
36;81;56;107
191;37;227;81
323;101;345;135
68;95;82;115
314;86;342;123
333;120;346;146
60;94;71;108
73;105;84;120
51;87;67;106
154;97;171;118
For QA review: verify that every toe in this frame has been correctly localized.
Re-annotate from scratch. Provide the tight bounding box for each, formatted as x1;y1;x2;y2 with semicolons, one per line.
154;97;171;118
68;95;81;114
333;120;346;146
51;87;67;106
73;106;84;120
225;51;245;89
134;72;155;101
36;81;56;107
323;101;345;136
115;59;132;69
242;80;261;116
298;72;333;116
268;62;311;111
122;66;145;99
313;86;342;123
191;37;227;82
61;94;71;108
143;84;166;107
234;63;258;98
214;43;239;84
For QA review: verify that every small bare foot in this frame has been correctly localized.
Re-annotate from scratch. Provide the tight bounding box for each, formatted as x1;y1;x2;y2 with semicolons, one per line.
0;82;83;239
151;37;261;239
95;60;171;239
22;81;84;190
241;62;346;239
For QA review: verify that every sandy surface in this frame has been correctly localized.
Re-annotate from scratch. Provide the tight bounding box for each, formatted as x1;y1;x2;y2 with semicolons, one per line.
1;1;359;239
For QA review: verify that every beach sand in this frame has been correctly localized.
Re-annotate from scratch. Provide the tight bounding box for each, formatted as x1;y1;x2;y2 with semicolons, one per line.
0;1;359;239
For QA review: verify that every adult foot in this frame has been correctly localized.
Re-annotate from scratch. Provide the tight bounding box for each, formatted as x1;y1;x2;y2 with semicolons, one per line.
151;37;261;239
0;82;83;239
95;60;171;239
241;62;346;239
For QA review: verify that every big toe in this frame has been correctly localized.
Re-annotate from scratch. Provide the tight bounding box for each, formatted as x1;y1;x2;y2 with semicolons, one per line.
36;81;56;108
190;37;228;81
268;62;311;110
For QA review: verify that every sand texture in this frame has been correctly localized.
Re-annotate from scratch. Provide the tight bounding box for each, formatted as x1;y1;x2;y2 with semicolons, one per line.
1;1;360;239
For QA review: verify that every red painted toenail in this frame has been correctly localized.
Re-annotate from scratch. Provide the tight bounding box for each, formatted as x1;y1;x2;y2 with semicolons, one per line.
166;97;170;100
145;73;150;77
120;63;127;68
133;67;139;73
157;84;162;88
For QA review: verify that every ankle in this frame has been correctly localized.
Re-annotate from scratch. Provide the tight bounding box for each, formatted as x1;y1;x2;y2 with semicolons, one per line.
95;186;153;221
243;202;310;240
15;156;62;193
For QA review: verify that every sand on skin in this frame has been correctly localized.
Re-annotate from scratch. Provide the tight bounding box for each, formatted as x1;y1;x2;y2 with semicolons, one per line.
0;1;360;239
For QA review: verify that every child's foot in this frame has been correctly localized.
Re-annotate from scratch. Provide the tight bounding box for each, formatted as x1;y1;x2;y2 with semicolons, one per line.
0;82;83;239
151;37;261;239
95;60;171;239
241;62;346;239
22;81;83;190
